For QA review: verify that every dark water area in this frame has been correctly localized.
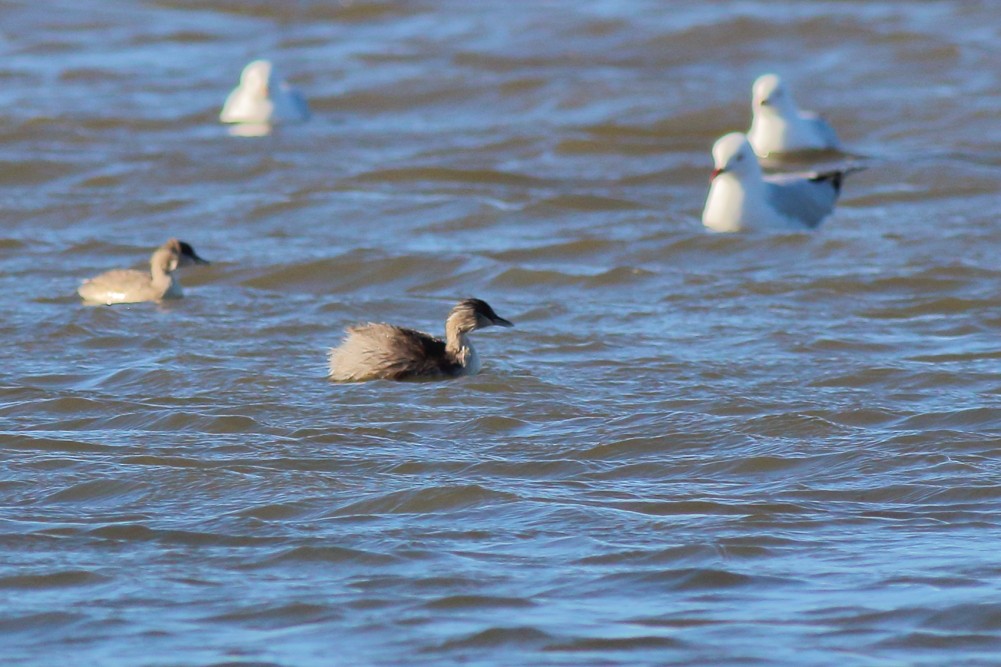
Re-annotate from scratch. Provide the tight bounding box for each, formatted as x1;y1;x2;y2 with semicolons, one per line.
2;1;1001;665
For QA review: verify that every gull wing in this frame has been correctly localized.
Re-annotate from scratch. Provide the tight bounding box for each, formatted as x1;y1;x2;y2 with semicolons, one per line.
763;171;843;228
801;111;840;149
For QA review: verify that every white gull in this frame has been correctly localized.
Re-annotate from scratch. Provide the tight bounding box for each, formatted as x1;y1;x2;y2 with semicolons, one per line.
220;59;310;126
702;132;859;233
747;73;839;157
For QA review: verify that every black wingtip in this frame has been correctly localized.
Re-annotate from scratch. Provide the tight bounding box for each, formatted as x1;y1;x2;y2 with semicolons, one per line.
832;172;844;194
809;164;866;194
808;171;842;193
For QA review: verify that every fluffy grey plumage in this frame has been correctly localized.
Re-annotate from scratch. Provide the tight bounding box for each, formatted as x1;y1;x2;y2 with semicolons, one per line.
328;298;514;382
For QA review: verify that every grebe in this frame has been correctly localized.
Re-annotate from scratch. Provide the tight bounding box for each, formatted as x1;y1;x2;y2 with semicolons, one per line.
220;59;310;125
78;238;209;305
747;74;840;157
328;298;514;382
702;132;859;233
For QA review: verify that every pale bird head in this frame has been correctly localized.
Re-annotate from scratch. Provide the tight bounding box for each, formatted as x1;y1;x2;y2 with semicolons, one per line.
752;73;791;110
241;59;274;96
710;132;759;181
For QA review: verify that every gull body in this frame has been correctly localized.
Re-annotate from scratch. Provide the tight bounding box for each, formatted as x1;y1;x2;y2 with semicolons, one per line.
220;59;310;125
702;132;854;233
328;299;514;382
747;74;839;157
78;239;209;305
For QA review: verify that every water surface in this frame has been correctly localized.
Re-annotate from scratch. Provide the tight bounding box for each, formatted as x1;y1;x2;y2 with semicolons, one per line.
2;1;1001;665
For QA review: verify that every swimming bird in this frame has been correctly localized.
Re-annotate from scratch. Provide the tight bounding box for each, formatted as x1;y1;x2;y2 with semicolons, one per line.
702;132;858;233
220;59;310;125
747;73;840;157
328;299;514;382
78;239;209;305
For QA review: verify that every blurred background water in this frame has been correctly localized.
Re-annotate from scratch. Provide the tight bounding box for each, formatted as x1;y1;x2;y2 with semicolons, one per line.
2;1;1001;665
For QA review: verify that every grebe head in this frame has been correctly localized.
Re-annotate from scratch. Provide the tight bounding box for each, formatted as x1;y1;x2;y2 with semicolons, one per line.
152;239;209;275
163;238;210;269
446;298;513;334
174;237;211;266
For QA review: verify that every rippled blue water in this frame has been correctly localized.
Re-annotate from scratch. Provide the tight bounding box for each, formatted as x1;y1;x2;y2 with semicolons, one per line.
2;1;1001;665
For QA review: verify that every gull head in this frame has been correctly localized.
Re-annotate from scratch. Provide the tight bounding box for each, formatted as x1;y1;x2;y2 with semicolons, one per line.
710;132;759;181
240;59;274;95
752;73;791;110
